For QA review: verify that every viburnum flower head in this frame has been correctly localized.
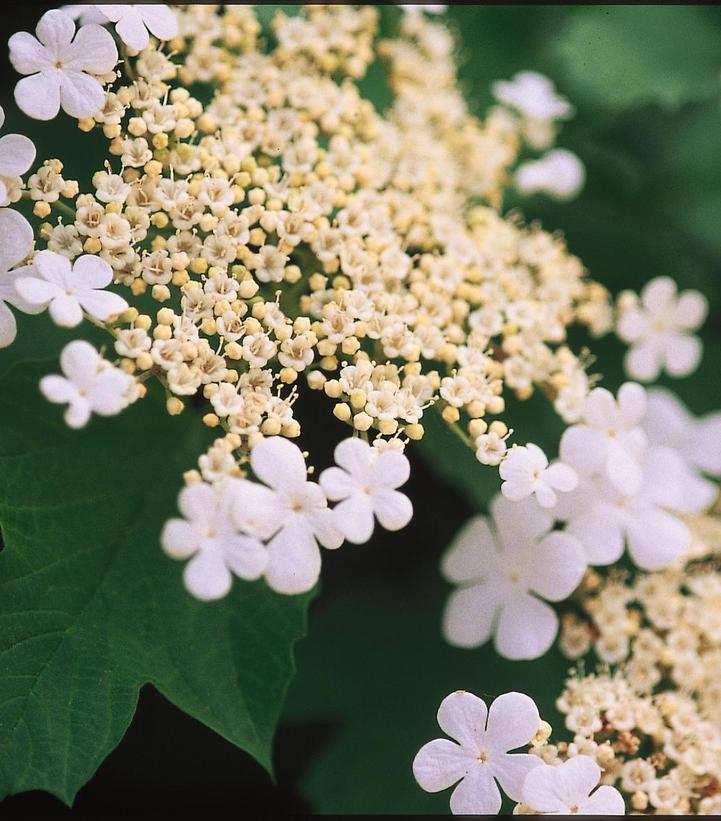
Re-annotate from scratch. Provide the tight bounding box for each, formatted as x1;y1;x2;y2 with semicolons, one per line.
0;105;36;207
441;495;586;659
9;9;118;120
16;251;128;327
161;480;267;602
560;382;647;495
617;276;708;381
413;690;542;815
521;756;625;815
96;5;179;52
500;443;577;508
554;447;691;571
232;437;342;595
514;149;585;201
40;339;135;428
319;436;412;544
0;208;42;347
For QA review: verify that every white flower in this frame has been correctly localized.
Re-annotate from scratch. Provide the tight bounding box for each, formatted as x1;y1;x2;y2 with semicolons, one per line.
554;447;690;570
617;276;707;381
96;5;179;52
0;208;43;347
493;71;572;122
522;756;625;815
642;387;721;513
9;9;117;121
318;437;412;544
40;339;135;428
161;480;267;602
62;5;109;25
560;382;647;495
232;437;342;595
500;443;577;508
15;250;128;327
514;149;585;201
441;495;586;659
413;690;543;815
0;105;36;207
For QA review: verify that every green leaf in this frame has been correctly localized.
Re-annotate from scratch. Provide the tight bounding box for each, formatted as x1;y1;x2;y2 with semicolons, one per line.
552;6;721;112
0;363;311;804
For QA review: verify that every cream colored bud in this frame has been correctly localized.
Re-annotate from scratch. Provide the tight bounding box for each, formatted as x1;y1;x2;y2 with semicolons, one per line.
183;469;202;485
405;423;424;440
341;337;360;355
377;418;398;436
156;308;175;326
135;314;152;331
486;396;505;414
442;406;460;424
324;379;342;399
349;389;366;410
166;397;184;415
353;412;373;432
152;285;171;303
203;413;220;428
307;370;326;390
280;367;298;384
153;325;172;341
261;418;282;436
468;419;488;438
33;201;51;218
333;403;352;422
489;421;508;438
281;419;301;438
136;352;153;371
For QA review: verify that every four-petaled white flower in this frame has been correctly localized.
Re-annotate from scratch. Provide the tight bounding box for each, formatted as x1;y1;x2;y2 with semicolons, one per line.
617;276;708;381
40;339;135;428
441;495;586;659
493;72;572;120
521;756;626;815
413;690;543;815
97;5;179;52
553;447;690;571
500;443;577;509
9;9;117;121
161;480;267;602
515;149;585;201
319;437;413;544
16;250;128;327
233;437;343;595
0;105;36;207
560;382;647;496
0;208;43;348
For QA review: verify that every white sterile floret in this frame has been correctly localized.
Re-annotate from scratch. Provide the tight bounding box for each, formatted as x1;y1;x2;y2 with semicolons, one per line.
0;105;36;207
0;208;43;347
161;480;267;602
617;276;708;381
560;382;647;495
413;690;543;815
96;5;179;53
500;443;577;508
9;9;118;121
15;250;128;327
40;339;135;428
514;149;585;201
521;756;626;815
319;436;412;544
232;436;342;595
553;447;691;571
441;495;586;659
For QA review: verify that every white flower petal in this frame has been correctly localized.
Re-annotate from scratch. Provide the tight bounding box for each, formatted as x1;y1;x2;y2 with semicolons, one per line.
72;253;113;288
223;534;267;581
265;522;321;595
88;367;131;415
624;341;660;382
559;425;605;475
183;550;232;602
441;516;494;584
332;495;375;544
59;70;106;119
232;479;283;539
581;785;626;815
36;9;76;53
526;531;586;602
319;465;357;501
115;10;151;51
0;133;36;177
8;31;52;74
160;518;198;559
491;752;543;802
372;449;410;489
141;4;179;42
63;22;118;73
77;288;129;321
0;208;34;271
307;505;343;549
544;462;578;492
49;294;83;326
522;761;566;813
442;583;501;648
177;481;216;524
0;301;18;348
617;381;647;426
64;398;91;428
625;508;688;570
491;495;553;544
663;333;702;377
436;691;488;749
373;488;412;531
14;72;61;121
641;276;677;313
449;766;501;815
606;445;643;495
690;413;721;475
412;738;472;793
250;435;307;491
568;511;625;565
674;290;707;330
486;691;540;753
495;593;557;660
40;373;77;404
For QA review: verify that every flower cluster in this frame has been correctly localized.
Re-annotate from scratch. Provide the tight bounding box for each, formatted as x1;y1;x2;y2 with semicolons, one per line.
1;4;616;601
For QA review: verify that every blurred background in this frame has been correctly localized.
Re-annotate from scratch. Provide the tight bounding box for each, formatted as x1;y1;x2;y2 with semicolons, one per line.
2;4;721;814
